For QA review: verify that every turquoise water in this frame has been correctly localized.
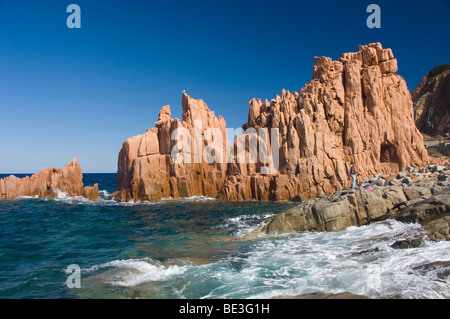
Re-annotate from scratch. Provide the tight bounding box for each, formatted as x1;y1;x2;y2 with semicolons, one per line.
0;174;449;299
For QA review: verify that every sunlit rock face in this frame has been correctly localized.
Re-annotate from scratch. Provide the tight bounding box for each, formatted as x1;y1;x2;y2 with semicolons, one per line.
113;43;428;202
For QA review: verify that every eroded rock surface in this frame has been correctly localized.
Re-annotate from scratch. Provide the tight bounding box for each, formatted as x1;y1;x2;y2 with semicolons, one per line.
114;43;429;202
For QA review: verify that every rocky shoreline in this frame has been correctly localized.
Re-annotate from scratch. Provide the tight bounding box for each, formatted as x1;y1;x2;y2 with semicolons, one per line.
249;162;450;242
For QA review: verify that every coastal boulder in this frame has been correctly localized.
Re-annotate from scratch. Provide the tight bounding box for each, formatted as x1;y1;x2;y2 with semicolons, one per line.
255;186;407;234
250;171;450;241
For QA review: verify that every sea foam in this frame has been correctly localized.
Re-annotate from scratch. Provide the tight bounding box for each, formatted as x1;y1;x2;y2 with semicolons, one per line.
84;258;189;287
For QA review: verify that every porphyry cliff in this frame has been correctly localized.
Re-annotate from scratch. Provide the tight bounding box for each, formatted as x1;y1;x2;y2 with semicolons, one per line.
113;43;429;203
0;158;99;201
112;95;228;202
412;64;450;139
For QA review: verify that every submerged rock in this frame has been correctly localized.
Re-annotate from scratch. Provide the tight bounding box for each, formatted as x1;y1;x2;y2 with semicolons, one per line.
413;261;450;280
390;238;425;249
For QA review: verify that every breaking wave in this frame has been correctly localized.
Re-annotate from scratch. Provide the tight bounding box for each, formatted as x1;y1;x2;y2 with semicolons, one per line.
81;220;450;299
83;258;189;287
212;213;276;237
14;189;217;207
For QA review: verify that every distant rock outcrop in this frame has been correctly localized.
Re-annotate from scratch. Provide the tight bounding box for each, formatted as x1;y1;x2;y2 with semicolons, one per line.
113;43;429;203
412;64;450;138
0;158;99;201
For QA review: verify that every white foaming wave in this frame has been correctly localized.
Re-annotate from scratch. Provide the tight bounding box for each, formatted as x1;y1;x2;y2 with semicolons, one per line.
243;220;450;299
193;220;449;299
15;190;95;205
160;195;217;202
52;189;97;205
55;189;69;199
16;189;155;206
15;189;218;207
84;258;189;287
77;219;449;298
213;213;276;237
17;195;39;199
98;190;110;200
16;189;103;205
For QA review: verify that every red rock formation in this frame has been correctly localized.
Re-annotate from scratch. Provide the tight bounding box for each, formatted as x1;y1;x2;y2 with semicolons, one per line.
113;94;228;202
114;43;429;202
412;66;450;138
0;158;99;201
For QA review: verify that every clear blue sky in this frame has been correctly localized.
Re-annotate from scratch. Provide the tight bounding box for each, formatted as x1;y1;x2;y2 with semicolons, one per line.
0;0;449;173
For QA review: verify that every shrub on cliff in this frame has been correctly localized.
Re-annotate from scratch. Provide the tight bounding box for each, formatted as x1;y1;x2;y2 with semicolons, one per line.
428;64;450;78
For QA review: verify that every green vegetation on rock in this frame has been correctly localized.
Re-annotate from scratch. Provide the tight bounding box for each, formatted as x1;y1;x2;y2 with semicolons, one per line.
429;64;450;78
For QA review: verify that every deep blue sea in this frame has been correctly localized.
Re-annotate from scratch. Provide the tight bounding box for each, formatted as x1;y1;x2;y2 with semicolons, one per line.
0;173;449;299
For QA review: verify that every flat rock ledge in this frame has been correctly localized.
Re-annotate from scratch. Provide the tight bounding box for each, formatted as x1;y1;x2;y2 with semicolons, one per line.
250;163;450;241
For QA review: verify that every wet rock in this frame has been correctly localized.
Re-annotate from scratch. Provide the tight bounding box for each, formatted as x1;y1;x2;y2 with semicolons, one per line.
395;188;450;224
291;194;308;203
423;216;450;241
352;247;380;256
413;261;450;280
390;238;424;249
